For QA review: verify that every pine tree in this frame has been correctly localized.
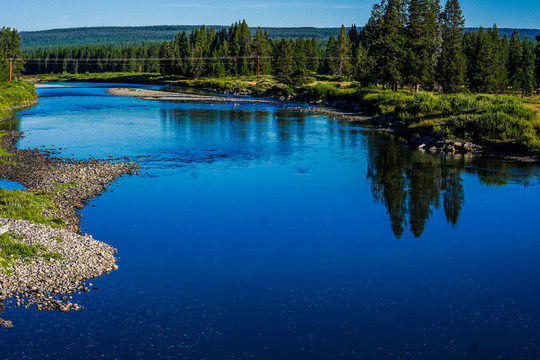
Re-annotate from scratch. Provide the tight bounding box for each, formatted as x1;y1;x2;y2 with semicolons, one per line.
324;34;338;75
405;0;440;92
494;33;510;91
335;25;352;76
292;39;308;85
238;20;252;75
352;42;370;84
535;35;540;91
436;0;466;92
470;28;497;92
252;27;272;75
520;41;535;96
367;0;406;89
305;38;320;73
348;24;360;53
508;29;523;90
0;27;24;81
272;39;294;85
159;41;174;75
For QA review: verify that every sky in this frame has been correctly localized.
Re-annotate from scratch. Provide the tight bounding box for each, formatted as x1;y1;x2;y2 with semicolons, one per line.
0;0;538;31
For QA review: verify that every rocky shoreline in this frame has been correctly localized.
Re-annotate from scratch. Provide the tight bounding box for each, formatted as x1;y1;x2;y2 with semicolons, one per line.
0;219;118;316
0;130;140;323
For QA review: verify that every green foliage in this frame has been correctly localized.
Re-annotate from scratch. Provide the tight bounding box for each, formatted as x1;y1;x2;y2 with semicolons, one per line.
0;27;24;81
303;81;540;151
446;93;477;114
0;81;37;120
0;188;64;228
0;232;63;272
19;16;540;96
446;112;536;144
436;0;466;92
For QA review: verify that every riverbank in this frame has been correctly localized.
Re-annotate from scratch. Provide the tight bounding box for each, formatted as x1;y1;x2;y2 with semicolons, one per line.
0;125;139;319
108;87;369;123
0;81;38;121
108;86;540;163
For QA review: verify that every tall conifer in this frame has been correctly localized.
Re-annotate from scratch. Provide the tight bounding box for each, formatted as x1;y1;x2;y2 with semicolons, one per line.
405;0;440;92
508;30;523;90
436;0;466;92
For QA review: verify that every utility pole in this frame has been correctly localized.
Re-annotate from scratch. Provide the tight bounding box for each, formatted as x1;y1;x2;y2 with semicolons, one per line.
257;56;260;81
9;59;13;82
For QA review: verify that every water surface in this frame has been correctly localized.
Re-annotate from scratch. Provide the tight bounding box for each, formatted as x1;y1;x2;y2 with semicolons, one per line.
1;83;540;359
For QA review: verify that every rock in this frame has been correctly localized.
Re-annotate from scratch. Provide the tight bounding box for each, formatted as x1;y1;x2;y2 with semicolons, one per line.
463;142;474;152
0;224;9;235
0;318;13;328
410;134;422;146
428;147;438;152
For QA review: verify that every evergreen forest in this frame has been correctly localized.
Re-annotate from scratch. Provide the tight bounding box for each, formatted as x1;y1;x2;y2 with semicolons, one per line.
2;0;539;95
20;0;540;95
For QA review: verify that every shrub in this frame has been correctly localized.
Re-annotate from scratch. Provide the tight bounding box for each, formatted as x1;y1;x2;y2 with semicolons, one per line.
447;112;537;144
445;94;477;114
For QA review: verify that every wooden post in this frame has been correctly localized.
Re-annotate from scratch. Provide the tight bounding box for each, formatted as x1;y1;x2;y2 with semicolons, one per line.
9;59;12;82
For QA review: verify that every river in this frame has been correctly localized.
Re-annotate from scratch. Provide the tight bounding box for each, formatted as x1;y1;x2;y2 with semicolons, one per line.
1;83;540;359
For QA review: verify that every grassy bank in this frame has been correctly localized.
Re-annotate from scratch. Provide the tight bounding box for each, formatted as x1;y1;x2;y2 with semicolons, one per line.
0;81;38;120
0;231;63;273
0;182;70;228
302;83;540;153
27;72;540;153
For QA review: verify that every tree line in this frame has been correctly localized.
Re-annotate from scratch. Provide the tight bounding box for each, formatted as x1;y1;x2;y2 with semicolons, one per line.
19;0;540;93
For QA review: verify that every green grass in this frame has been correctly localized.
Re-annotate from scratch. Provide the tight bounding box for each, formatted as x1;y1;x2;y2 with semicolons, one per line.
0;81;38;120
0;188;65;228
0;231;63;273
0;182;78;228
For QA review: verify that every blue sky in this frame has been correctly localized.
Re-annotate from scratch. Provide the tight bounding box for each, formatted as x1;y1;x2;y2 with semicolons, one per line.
1;0;538;31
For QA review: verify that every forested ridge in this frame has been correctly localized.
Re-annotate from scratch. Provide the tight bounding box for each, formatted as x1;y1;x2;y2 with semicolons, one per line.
21;0;540;94
20;26;342;49
20;25;540;50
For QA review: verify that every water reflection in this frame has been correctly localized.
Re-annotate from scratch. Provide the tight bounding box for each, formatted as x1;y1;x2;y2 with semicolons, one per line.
365;132;539;238
159;106;540;239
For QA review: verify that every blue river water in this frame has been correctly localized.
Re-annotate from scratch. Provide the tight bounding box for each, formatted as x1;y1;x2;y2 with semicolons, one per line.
1;83;540;359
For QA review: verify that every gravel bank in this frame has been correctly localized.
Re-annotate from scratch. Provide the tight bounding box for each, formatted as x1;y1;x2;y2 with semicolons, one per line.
0;131;139;232
108;87;369;122
0;218;118;314
0;130;139;322
108;87;277;104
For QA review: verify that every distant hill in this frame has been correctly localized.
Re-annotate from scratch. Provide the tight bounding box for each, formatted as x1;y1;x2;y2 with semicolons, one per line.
20;26;342;49
20;25;540;49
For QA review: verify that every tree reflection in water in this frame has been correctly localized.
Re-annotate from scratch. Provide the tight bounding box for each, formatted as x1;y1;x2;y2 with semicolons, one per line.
366;133;466;238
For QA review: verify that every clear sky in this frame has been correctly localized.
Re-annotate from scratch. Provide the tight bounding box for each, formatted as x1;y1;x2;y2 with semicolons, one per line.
1;0;538;31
